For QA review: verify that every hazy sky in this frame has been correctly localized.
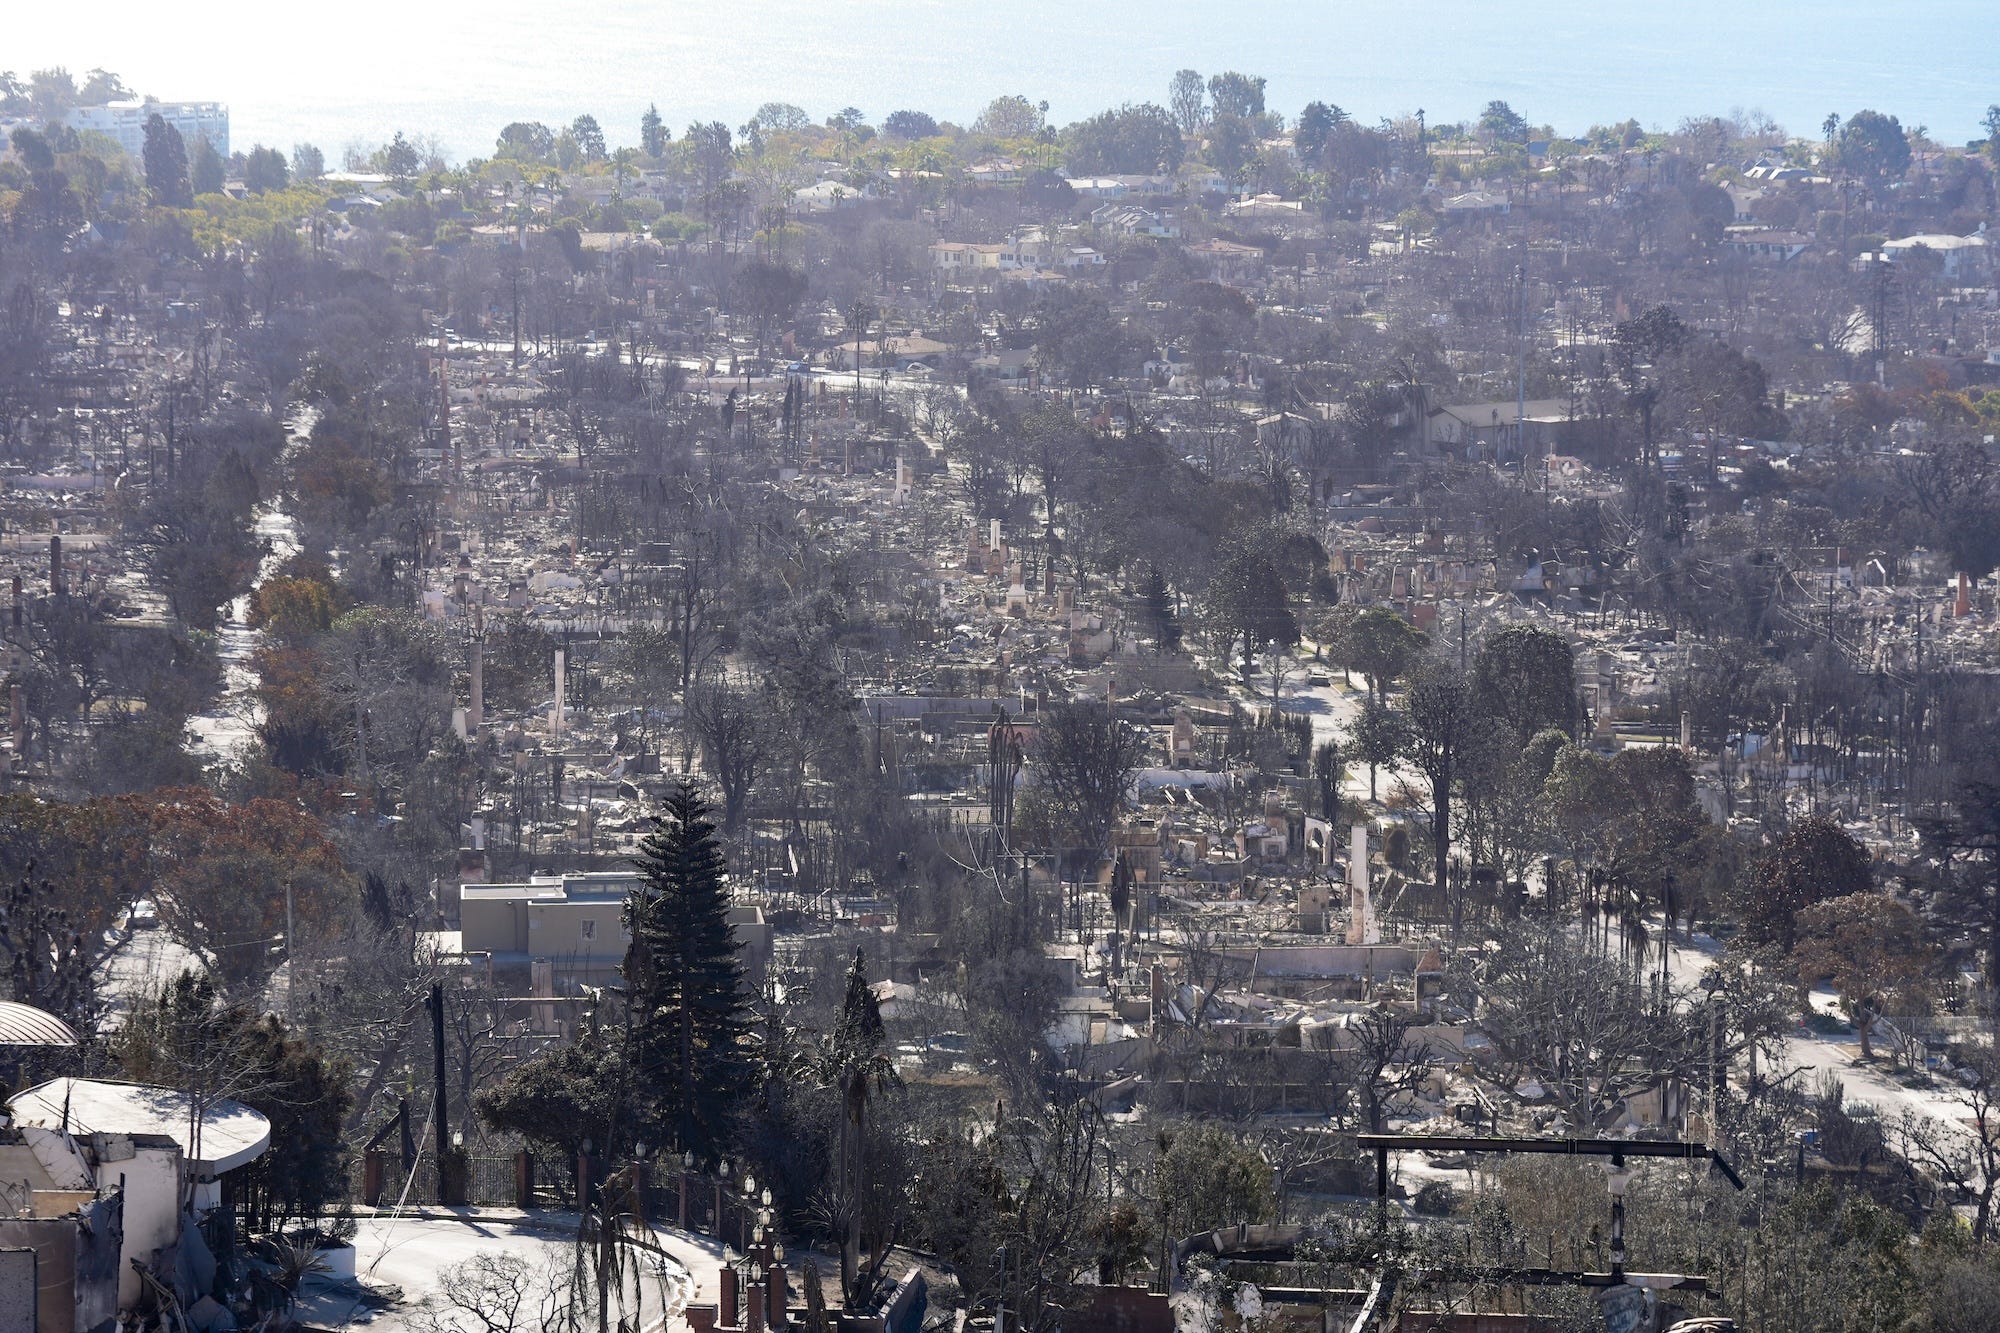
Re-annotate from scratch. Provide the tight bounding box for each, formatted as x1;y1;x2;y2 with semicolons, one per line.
12;1;1997;160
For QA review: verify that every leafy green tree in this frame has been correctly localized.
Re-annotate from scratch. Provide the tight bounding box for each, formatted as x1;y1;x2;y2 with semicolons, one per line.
1063;103;1184;176
1168;69;1206;136
1539;744;1707;930
290;142;324;180
1470;624;1577;745
476;1035;622;1163
684;120;735;198
973;95;1045;139
1400;661;1491;917
1032;289;1145;389
9;127;52;175
1338;608;1425;703
243;144;289;194
1206;113;1261;189
1206;71;1266;121
189;134;225;195
1200;546;1298;673
25;68;76;120
570;113;607;162
75;68;128;105
1350;695;1406;802
143;113;192;207
1741;814;1872;949
1836;109;1912;188
1793;893;1933;1059
495;121;555;161
1158;1122;1274;1237
623;781;757;1161
374;131;422;182
1295;101;1348;161
233;1012;354;1229
1479;100;1531;144
733;260;808;361
744;102;810;144
1312;740;1344;822
640;104;668;157
126;449;263;633
881;110;939;141
118;972;352;1228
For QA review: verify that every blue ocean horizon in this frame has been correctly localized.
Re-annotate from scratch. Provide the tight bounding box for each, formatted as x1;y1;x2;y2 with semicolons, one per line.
13;0;1999;161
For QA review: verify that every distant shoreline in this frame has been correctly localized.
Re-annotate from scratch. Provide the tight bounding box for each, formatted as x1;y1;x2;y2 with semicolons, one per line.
11;0;1997;163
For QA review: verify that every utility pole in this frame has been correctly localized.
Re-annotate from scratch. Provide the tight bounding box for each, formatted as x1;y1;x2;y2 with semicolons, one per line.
428;981;451;1202
1515;262;1529;476
284;877;295;1012
852;302;868;411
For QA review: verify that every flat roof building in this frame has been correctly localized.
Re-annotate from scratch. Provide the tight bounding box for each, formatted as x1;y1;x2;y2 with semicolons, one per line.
65;100;229;159
459;871;771;991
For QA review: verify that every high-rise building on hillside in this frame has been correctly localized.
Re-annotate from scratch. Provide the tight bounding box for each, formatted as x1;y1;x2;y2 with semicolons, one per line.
65;100;229;159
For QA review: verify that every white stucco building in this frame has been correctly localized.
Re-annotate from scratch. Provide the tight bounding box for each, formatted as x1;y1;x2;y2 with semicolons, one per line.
64;100;229;159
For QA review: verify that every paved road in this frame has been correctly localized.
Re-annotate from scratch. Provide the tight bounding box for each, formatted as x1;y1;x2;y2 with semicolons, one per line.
1660;927;1976;1135
95;922;205;1033
295;1208;720;1331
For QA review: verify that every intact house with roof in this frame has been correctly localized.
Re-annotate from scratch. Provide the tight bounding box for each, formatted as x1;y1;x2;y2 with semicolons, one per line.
1091;204;1180;239
1722;227;1811;263
458;871;772;996
930;241;1027;278
1439;189;1511;218
2;1077;272;1330
1880;230;1991;281
1426;398;1585;462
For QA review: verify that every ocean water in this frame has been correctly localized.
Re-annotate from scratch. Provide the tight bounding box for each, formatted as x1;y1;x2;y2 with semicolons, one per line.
11;1;2000;162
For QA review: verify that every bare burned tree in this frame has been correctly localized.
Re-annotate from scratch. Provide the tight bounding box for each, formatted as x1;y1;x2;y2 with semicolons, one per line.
1034;699;1145;874
994;1090;1105;1333
1895;1044;2000;1241
1336;1004;1436;1135
685;681;775;838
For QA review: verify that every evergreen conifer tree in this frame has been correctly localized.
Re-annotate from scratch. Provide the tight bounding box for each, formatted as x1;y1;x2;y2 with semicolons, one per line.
640;104;668;157
623;780;756;1161
189;134;225;196
142;113;192;208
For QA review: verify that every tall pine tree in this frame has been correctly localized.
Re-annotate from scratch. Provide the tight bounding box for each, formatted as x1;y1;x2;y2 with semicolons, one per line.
623;781;756;1162
142;113;192;208
189;134;225;196
640;104;668;157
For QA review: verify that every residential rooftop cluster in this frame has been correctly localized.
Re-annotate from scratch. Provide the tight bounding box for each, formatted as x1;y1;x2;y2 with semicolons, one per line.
4;60;2000;1333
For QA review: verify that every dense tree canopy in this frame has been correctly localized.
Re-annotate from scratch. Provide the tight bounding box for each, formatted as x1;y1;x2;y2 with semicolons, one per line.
1742;815;1873;949
1063;103;1185;176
